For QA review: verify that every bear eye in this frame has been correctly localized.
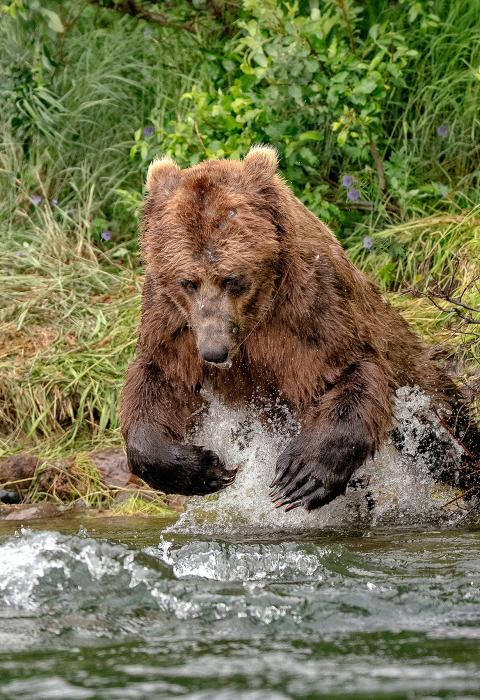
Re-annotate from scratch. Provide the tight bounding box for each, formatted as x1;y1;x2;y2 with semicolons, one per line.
222;276;250;295
180;279;198;293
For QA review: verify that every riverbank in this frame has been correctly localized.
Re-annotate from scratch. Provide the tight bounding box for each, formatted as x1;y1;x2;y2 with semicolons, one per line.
0;449;184;519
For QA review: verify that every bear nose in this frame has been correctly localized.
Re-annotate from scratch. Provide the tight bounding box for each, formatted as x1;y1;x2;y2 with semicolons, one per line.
200;346;229;364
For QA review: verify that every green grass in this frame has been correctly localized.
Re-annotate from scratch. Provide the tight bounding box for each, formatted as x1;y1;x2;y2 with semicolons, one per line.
0;3;191;447
110;493;177;518
0;197;140;443
0;1;479;512
1;4;201;231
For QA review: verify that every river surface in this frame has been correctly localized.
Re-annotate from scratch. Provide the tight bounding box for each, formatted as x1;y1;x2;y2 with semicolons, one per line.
1;517;480;700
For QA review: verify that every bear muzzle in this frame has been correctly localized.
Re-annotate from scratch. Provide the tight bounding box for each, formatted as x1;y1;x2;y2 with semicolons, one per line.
190;294;239;367
194;320;236;365
199;344;230;365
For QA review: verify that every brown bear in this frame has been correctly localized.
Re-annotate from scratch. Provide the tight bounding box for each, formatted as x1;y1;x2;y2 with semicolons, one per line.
120;145;479;512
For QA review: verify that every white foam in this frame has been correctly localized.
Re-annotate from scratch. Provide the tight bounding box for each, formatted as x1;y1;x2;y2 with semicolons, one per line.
151;540;326;581
169;388;468;535
0;530;156;611
0;530;71;610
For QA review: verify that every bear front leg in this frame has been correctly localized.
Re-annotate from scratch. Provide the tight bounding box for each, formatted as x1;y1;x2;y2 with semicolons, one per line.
120;359;236;496
270;360;392;511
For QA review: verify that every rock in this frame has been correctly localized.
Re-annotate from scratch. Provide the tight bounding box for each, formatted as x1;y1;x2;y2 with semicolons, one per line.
3;502;64;521
91;449;138;488
0;489;21;504
165;494;187;512
0;454;38;494
0;448;148;512
112;490;138;505
35;458;76;500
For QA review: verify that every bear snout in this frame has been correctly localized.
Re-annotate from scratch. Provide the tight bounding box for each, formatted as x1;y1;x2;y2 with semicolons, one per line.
199;344;230;365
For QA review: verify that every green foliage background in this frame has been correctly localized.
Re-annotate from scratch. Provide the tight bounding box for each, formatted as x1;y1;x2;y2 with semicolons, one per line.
0;0;479;468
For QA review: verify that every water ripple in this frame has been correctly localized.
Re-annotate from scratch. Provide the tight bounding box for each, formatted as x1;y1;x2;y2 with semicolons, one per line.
1;527;480;698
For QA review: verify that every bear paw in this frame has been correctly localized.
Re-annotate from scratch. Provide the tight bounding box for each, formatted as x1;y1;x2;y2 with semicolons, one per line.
270;426;372;511
127;424;237;496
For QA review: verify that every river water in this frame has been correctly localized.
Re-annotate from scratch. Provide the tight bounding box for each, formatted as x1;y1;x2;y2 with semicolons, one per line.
1;391;479;698
0;520;480;699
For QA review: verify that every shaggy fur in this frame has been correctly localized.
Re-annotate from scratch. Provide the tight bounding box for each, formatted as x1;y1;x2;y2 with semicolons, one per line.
121;146;479;510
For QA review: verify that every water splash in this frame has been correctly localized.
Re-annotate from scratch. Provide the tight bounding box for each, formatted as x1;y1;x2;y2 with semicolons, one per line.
0;528;159;612
170;387;470;535
151;539;329;581
0;530;349;632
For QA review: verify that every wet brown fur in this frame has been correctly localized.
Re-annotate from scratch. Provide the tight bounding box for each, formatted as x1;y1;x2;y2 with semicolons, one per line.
120;146;479;509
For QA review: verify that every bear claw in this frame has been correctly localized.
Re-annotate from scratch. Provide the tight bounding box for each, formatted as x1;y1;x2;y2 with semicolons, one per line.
271;422;373;512
127;427;238;496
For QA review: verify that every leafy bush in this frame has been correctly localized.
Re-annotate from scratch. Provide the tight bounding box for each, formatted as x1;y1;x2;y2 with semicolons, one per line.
135;0;480;236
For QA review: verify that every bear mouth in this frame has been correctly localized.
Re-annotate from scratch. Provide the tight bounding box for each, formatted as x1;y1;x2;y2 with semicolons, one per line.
204;357;233;370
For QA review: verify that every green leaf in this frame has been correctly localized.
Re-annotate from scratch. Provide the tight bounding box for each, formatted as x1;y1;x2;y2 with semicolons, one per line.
265;122;288;138
40;9;64;33
288;84;303;105
111;247;129;259
253;50;267;68
356;77;377;95
299;130;323;142
298;146;317;164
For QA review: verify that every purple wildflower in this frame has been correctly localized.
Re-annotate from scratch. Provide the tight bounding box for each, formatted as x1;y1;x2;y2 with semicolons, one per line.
101;229;112;241
30;194;42;206
143;125;155;138
347;188;360;201
362;236;373;250
342;174;354;188
436;124;448;137
51;197;58;207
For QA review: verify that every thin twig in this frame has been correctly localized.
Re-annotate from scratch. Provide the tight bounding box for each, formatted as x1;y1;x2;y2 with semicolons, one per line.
369;141;386;193
85;0;196;33
458;276;480;301
335;0;355;52
427;295;480;324
441;486;477;509
433;408;480;463
407;285;480;325
441;294;480;315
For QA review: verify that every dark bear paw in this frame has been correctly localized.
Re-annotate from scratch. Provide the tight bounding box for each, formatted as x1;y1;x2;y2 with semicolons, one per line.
270;425;372;511
127;424;237;496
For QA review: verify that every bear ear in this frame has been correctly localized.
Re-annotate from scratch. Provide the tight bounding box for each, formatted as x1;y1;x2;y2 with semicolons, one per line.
243;144;278;183
146;156;182;193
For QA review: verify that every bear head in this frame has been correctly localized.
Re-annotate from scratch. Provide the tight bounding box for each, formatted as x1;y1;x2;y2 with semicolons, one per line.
141;145;289;366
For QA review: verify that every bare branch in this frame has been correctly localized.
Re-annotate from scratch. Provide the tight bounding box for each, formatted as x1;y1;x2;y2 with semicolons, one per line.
335;0;355;52
85;0;196;33
407;284;480;326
